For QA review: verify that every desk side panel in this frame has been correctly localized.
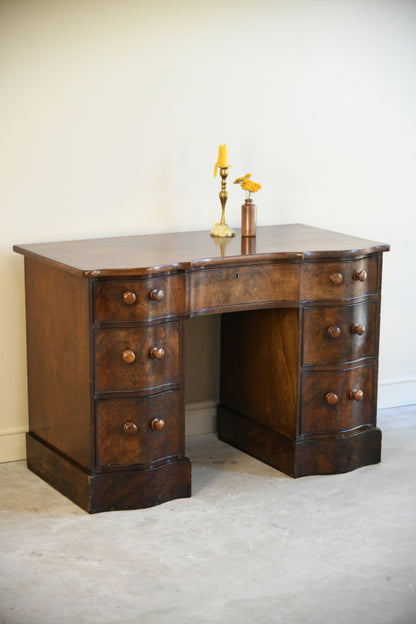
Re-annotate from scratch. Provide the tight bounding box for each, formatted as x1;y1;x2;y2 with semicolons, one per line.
24;258;93;470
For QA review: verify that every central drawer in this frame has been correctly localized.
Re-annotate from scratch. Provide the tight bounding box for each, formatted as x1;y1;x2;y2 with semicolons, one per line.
188;262;300;313
95;390;182;468
94;322;181;393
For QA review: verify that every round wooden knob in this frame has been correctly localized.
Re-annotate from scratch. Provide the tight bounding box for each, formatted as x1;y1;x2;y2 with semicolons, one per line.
150;418;165;431
149;346;165;360
149;289;165;301
122;349;136;364
330;272;344;285
122;291;137;305
328;325;342;339
351;323;366;336
353;270;367;282
349;389;364;401
325;392;339;405
123;421;138;435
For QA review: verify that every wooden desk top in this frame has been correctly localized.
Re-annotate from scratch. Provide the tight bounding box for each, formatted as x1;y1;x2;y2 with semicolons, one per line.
14;223;389;277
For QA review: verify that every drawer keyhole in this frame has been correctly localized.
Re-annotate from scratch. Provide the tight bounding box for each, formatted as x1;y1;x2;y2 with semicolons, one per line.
234;271;240;280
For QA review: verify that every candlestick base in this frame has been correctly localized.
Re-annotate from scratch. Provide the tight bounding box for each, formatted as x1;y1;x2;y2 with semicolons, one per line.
210;223;235;238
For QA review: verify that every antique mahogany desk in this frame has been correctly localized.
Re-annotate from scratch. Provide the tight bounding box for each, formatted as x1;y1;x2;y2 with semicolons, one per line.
14;224;389;513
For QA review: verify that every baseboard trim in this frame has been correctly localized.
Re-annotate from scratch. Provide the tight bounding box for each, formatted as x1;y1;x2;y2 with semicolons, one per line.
185;400;217;436
0;425;27;463
377;378;416;409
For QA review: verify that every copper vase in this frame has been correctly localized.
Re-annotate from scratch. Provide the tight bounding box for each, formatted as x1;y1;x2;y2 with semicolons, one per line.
241;198;257;237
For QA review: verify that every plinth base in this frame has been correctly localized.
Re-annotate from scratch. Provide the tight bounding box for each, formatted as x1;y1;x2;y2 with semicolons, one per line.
217;406;381;477
26;433;191;513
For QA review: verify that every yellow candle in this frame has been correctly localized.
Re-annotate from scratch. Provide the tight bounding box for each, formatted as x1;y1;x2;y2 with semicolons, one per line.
214;144;229;176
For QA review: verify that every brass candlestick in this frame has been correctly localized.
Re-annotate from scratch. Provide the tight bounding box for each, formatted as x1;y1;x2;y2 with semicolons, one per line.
211;167;235;238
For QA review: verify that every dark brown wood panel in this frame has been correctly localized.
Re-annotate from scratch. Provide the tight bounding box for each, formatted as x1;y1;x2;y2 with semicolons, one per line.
189;263;300;313
90;458;191;513
93;274;186;323
301;257;378;300
27;433;191;513
27;433;92;511
24;259;92;470
95;391;183;468
301;364;375;434
94;322;181;393
218;406;381;477
220;308;300;439
302;301;377;365
14;224;389;278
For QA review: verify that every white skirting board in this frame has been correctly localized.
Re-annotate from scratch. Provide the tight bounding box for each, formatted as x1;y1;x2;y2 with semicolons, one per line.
377;377;416;410
0;382;415;463
185;401;217;436
0;424;27;463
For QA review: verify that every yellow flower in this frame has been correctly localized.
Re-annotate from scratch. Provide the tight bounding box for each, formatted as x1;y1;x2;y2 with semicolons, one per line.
241;179;261;193
233;174;251;184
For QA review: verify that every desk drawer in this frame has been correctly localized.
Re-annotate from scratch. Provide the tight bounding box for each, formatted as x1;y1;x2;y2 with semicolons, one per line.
95;391;182;468
189;263;299;313
95;390;182;467
301;257;378;301
93;275;185;323
302;301;377;365
301;364;375;435
94;322;180;393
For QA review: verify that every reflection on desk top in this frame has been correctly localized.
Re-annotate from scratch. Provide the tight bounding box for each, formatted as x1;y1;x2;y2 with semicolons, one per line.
13;223;390;278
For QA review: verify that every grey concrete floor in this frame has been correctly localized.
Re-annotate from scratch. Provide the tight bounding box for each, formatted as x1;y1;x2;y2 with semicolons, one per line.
0;406;415;624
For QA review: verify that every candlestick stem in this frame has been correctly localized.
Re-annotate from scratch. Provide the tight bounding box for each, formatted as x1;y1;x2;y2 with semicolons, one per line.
211;167;235;238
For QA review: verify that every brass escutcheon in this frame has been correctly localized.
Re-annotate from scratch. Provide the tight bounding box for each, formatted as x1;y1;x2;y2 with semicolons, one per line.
234;271;240;280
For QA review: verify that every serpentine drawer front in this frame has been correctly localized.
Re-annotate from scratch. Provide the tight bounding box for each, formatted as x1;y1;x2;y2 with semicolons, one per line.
302;301;377;365
300;257;379;300
93;275;186;323
188;262;300;313
300;364;375;435
95;391;181;468
94;323;181;394
14;224;389;512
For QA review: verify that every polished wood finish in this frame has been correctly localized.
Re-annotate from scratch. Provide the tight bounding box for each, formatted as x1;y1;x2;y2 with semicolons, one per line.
220;309;300;439
353;269;368;282
217;406;382;477
188;262;300;314
122;290;137;305
94;276;185;322
149;288;165;301
95;391;181;468
325;392;339;405
14;224;388;277
330;272;344;285
14;224;389;512
300;364;375;434
94;323;181;394
151;418;166;431
300;257;378;300
23;259;92;470
302;301;377;365
27;433;190;513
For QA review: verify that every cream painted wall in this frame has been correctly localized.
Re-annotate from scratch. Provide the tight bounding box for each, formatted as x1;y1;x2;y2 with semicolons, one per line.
1;0;415;461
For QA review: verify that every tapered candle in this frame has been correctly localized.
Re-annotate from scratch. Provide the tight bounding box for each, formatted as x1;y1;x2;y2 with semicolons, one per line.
214;144;229;177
